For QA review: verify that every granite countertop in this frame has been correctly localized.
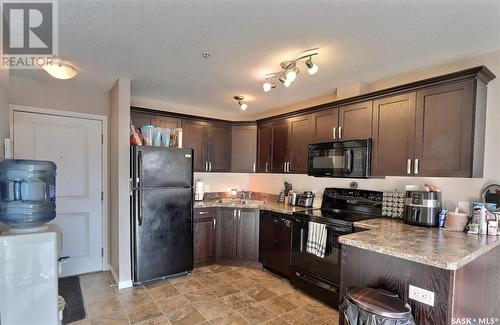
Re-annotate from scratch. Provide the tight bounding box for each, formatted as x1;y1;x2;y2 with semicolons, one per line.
193;199;309;215
339;218;500;270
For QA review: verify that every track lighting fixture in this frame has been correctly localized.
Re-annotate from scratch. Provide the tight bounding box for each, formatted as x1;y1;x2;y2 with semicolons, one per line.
263;48;319;92
234;96;248;111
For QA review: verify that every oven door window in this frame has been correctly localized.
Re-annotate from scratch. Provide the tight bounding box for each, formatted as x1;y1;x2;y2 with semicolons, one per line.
291;218;347;282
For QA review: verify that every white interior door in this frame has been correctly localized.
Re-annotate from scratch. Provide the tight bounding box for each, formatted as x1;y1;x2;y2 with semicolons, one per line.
13;110;103;276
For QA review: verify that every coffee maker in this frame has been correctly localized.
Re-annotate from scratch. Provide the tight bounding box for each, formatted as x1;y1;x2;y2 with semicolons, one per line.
404;191;442;227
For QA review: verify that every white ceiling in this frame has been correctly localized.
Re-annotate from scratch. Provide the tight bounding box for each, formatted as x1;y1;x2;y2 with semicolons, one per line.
12;0;500;119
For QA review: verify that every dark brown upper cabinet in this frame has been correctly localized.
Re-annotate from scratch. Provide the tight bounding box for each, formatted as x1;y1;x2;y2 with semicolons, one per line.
232;124;257;173
312;107;339;143
131;111;154;128
257;123;272;172
182;120;207;172
287;114;312;173
338;100;373;140
372;93;416;176
155;116;181;129
270;120;289;173
414;80;479;177
372;80;485;178
181;120;231;172
207;123;231;172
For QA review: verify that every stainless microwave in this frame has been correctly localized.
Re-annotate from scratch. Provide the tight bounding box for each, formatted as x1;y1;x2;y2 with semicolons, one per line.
308;139;372;178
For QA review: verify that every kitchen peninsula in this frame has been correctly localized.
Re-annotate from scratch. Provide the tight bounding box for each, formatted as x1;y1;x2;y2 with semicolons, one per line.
339;218;500;325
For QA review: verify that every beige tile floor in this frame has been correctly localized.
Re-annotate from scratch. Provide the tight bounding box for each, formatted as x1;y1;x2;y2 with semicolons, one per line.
71;264;340;325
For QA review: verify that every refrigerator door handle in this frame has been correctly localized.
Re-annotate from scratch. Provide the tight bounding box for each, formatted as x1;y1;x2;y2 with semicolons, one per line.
137;150;142;187
137;190;143;226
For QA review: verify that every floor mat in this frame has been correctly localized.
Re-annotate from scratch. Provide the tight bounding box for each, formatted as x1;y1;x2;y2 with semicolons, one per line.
58;276;86;324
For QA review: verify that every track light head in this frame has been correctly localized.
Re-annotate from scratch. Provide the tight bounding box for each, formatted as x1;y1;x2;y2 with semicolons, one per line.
234;96;248;111
305;57;318;75
263;80;276;92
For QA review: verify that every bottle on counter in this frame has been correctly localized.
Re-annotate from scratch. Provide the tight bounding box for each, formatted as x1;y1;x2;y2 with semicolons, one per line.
438;208;447;228
488;220;498;236
479;207;488;235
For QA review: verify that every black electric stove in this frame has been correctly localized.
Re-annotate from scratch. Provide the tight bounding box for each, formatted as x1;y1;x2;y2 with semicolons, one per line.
290;188;383;308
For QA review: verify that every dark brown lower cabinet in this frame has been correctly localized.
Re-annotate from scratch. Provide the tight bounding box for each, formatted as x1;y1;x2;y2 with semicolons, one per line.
216;208;259;262
216;208;238;260
236;209;259;261
193;208;216;267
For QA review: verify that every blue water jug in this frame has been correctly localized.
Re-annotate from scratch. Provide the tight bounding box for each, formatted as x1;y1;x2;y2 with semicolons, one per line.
0;159;57;228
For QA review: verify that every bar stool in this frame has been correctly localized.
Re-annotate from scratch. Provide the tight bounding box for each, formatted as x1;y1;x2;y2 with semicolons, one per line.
340;287;416;325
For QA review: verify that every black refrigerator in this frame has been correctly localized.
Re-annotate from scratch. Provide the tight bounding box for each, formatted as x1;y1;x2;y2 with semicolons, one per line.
130;146;194;284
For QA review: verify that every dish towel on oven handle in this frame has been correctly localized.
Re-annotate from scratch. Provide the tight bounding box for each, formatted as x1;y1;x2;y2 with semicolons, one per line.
306;221;327;258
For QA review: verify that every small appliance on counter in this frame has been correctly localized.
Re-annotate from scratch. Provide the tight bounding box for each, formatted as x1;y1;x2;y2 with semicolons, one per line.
288;192;298;205
297;191;315;208
404;190;442;227
194;181;205;201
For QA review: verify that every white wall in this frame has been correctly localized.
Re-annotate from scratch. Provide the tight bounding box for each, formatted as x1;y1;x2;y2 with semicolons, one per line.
249;50;500;209
0;69;9;160
194;172;250;193
109;78;132;288
9;73;109;116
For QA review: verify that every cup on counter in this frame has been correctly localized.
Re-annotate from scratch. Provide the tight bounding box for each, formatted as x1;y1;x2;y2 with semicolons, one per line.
152;127;162;146
141;125;154;146
161;128;171;147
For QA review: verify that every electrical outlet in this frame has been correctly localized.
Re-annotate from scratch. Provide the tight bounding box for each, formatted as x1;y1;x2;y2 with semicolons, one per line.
409;285;434;306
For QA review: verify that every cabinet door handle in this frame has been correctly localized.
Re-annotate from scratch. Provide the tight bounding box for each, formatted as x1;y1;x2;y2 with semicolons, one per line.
265;162;268;173
333;127;336;140
205;162;208;172
287;162;290;173
209;162;212;172
238;210;241;218
339;126;342;139
253;162;256;173
414;159;419;175
407;159;412;174
198;211;208;215
233;210;236;217
213;218;216;229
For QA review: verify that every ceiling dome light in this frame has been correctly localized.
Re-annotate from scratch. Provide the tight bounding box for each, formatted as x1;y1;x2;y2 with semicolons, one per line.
305;57;318;75
43;60;79;80
283;78;293;87
240;103;248;111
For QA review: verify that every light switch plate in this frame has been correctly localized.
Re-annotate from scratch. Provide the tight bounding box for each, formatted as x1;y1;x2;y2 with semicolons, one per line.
409;285;434;306
4;138;12;159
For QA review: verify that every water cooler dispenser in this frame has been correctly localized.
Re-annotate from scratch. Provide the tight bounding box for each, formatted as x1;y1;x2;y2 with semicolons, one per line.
0;159;64;324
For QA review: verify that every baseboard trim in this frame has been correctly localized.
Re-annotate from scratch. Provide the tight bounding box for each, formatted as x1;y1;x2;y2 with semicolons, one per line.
109;265;133;289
